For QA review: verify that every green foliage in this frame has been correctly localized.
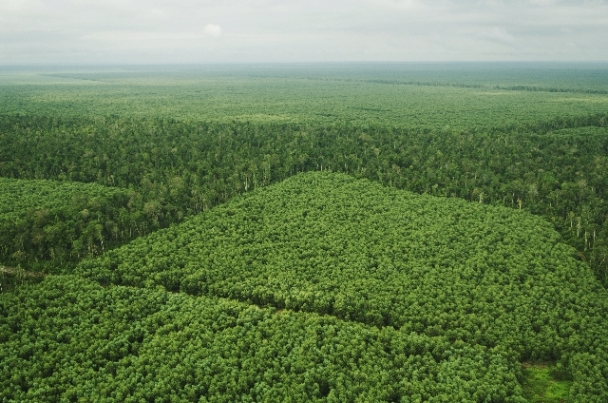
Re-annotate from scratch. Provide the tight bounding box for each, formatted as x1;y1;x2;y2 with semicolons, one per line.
77;172;608;401
0;265;45;292
0;178;122;217
0;178;161;273
2;64;608;128
0;276;524;402
2;65;608;401
2;113;608;284
522;363;572;402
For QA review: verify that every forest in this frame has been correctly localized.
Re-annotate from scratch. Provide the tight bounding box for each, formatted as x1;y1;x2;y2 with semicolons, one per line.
1;63;608;402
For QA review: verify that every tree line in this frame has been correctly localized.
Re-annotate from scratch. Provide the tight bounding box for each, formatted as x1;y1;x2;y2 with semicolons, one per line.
1;113;607;284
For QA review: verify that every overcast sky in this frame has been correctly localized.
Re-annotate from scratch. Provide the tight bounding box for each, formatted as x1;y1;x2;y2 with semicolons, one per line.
1;0;607;65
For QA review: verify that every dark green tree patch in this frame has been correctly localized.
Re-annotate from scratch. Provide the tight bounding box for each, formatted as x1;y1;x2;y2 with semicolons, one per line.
0;178;163;273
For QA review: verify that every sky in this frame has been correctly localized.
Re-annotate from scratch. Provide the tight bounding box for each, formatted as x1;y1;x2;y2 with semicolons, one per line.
1;0;607;65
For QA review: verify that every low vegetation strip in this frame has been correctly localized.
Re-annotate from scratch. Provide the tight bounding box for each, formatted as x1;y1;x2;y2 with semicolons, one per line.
0;265;44;277
0;177;124;217
521;362;572;403
77;172;608;401
0;265;45;292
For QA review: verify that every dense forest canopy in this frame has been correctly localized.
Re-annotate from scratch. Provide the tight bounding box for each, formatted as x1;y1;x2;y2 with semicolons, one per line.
0;178;159;272
1;112;607;284
2;63;608;401
74;172;608;400
2;276;524;402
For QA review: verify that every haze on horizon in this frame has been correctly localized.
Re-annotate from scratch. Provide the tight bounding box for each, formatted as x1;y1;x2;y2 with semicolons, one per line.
1;0;607;65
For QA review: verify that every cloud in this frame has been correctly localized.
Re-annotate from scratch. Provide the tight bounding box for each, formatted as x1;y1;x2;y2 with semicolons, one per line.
0;0;606;64
528;0;555;6
204;24;222;38
478;27;517;46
